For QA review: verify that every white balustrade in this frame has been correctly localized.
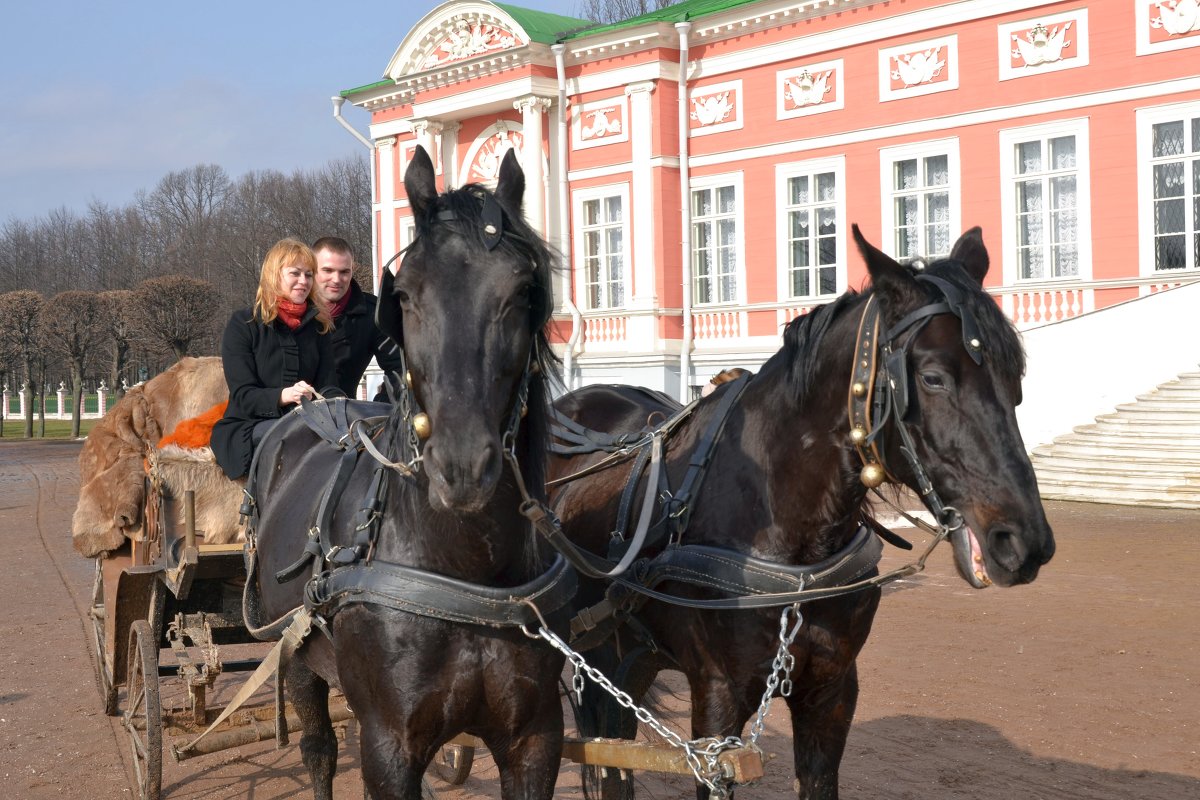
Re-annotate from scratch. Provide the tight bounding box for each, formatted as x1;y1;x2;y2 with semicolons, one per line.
582;314;629;347
692;309;743;341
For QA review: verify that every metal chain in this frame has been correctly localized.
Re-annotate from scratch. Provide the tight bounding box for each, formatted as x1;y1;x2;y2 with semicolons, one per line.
530;623;749;799
746;603;804;745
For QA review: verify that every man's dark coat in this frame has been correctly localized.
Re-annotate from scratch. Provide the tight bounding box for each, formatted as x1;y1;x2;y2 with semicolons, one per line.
330;280;405;398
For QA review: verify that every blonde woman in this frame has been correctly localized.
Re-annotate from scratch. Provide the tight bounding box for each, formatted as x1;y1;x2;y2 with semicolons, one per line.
212;238;340;479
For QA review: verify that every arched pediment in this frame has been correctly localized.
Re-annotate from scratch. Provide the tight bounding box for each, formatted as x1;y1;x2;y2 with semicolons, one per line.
386;1;530;80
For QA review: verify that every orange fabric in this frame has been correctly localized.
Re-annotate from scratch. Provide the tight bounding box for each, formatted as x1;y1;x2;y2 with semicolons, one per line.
157;401;229;450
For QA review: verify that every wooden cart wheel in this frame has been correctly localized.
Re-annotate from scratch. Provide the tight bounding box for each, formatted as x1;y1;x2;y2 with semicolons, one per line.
429;743;474;785
89;557;119;716
124;620;162;800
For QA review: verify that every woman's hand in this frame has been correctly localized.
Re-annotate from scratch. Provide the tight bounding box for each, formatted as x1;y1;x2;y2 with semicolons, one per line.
280;381;315;406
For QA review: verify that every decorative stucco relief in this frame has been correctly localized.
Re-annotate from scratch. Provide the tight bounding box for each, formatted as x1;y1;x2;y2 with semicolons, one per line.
879;36;959;101
778;60;844;119
998;10;1089;80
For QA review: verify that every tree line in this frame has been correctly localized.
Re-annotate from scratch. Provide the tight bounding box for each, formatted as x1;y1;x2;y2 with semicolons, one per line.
0;156;371;437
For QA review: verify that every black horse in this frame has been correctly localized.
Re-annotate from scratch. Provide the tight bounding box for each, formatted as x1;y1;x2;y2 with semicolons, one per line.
247;146;567;800
548;226;1055;799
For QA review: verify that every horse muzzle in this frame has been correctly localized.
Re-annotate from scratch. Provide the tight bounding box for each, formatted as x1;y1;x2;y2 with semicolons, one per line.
951;513;1055;589
422;439;502;514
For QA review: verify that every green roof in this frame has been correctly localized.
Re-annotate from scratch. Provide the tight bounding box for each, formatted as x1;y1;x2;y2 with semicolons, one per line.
561;0;761;39
493;3;592;43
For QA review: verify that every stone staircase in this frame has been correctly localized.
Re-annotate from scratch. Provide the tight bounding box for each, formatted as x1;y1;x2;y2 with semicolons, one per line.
1029;368;1200;509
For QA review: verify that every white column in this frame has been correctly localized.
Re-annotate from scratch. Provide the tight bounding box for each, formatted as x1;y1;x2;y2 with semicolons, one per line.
514;96;552;234
97;381;108;416
19;382;28;419
56;382;66;419
440;121;461;188
410;120;443;174
376;137;398;269
2;385;9;419
625;80;659;311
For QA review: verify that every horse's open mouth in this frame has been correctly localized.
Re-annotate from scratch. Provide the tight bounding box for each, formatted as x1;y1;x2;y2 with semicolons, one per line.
950;525;992;589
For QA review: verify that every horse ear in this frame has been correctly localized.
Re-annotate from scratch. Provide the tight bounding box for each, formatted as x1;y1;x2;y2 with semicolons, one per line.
949;226;989;285
852;224;924;312
374;265;403;347
494;148;525;213
404;146;437;219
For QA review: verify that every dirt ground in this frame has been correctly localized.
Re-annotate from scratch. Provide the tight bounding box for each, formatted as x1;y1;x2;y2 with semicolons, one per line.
1;437;1196;799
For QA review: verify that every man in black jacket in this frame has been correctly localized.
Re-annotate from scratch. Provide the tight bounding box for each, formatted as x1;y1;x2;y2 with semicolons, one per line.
312;237;405;399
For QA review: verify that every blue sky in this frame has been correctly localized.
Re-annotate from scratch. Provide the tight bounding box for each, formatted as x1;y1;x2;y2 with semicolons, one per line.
0;0;583;223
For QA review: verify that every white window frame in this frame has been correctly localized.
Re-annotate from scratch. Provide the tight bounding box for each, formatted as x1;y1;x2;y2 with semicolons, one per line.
572;183;631;310
689;172;746;307
1137;101;1200;277
879;139;961;262
776;156;847;301
999;118;1092;285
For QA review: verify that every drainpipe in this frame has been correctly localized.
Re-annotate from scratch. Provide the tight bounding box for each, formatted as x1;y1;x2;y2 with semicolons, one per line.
332;95;379;292
553;43;583;389
676;22;693;403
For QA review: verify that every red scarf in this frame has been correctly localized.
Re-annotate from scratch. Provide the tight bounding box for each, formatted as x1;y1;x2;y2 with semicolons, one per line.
276;298;308;330
328;292;351;321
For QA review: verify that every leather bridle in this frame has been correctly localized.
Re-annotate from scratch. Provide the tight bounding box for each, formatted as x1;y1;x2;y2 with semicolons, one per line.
847;270;985;530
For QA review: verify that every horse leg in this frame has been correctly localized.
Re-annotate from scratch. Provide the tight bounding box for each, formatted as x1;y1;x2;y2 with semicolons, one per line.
355;714;430;800
283;657;338;800
784;660;861;800
489;719;563;800
574;643;660;800
688;677;754;800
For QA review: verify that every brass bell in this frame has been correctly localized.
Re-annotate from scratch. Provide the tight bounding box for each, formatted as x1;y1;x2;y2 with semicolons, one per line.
860;462;885;488
520;403;528;419
405;370;413;389
849;426;867;446
851;381;866;398
969;338;981;349
484;223;498;235
412;412;431;440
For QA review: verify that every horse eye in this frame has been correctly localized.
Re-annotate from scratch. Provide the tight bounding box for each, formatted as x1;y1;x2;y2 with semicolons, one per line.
396;289;411;305
920;372;946;389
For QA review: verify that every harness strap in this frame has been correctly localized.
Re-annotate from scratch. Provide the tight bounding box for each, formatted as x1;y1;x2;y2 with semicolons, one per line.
659;374;752;538
304;554;577;629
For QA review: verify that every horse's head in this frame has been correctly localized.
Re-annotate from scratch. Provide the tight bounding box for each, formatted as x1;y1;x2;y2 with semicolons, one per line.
377;146;554;513
852;225;1055;588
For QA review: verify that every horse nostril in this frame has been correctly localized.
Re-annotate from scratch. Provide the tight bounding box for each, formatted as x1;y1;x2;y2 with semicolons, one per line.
473;445;496;483
987;527;1026;573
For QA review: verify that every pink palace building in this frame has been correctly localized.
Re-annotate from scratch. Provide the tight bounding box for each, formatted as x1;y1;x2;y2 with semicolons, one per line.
337;0;1200;400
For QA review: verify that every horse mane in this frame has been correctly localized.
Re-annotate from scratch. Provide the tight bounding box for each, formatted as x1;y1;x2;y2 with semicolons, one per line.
782;291;861;407
780;255;1025;409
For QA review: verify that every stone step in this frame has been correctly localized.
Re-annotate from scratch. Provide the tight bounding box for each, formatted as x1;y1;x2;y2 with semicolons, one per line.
1091;415;1200;434
1114;399;1200;415
1031;462;1200;490
1033;440;1200;464
1067;424;1200;445
1035;478;1200;509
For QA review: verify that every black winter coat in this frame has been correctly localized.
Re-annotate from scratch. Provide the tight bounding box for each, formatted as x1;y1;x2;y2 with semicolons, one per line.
211;305;338;479
330;280;405;399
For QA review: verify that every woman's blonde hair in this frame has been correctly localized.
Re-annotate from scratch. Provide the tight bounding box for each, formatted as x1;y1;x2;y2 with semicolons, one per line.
253;238;333;333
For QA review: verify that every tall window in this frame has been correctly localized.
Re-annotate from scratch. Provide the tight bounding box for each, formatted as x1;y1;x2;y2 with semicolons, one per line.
784;171;838;297
692;182;738;305
579;192;625;309
893;155;951;258
1150;115;1200;272
1012;134;1079;279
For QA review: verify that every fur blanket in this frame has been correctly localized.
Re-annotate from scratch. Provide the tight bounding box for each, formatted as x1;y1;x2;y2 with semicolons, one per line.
73;357;229;557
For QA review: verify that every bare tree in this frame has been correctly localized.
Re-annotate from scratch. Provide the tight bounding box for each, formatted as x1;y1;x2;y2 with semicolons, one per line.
99;289;137;396
576;0;676;24
130;275;217;360
42;291;108;437
0;290;46;437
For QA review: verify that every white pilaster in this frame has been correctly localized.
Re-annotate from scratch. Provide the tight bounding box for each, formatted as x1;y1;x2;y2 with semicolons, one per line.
439;121;461;188
625;81;658;311
410;119;443;174
514;95;552;233
376;137;398;268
